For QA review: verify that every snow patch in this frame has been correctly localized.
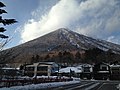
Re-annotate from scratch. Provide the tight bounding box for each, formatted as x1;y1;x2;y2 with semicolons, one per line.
1;81;80;90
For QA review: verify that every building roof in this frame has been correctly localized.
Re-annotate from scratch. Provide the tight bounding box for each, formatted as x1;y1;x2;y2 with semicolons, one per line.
59;67;82;73
110;64;120;68
26;62;58;67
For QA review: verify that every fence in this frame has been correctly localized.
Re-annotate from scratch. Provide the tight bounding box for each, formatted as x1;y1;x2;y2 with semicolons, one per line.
0;77;73;88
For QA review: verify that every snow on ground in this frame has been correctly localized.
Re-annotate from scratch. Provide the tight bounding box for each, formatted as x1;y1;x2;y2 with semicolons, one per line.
117;83;120;90
1;81;80;90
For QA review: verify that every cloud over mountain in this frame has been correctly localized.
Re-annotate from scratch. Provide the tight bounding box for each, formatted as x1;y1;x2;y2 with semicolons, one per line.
20;0;120;44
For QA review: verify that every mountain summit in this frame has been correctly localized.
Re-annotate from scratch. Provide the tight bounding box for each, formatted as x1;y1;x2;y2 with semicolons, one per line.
19;28;120;52
1;28;120;63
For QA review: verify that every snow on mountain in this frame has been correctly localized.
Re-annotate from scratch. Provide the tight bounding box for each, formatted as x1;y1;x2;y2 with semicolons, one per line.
58;28;120;53
2;28;120;64
20;28;120;53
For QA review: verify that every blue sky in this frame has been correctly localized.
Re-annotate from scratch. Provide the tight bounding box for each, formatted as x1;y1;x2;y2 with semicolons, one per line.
0;0;40;48
0;0;120;49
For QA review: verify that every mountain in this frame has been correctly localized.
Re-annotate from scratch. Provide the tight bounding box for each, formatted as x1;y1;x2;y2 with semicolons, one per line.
1;28;120;64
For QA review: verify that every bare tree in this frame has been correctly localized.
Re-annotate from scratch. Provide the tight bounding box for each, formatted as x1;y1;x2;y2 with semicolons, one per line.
0;2;17;65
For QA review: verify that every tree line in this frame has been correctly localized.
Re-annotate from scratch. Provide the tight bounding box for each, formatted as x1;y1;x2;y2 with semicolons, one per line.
30;48;120;66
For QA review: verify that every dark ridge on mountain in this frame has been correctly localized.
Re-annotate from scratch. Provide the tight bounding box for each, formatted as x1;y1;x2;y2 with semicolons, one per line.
1;28;120;64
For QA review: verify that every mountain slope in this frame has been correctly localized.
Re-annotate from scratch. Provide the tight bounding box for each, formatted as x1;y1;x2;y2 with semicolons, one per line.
1;28;120;63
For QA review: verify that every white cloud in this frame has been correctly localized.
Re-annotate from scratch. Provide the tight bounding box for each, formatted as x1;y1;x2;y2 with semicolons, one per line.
105;11;120;32
107;36;120;44
21;0;80;43
75;0;120;43
20;0;120;44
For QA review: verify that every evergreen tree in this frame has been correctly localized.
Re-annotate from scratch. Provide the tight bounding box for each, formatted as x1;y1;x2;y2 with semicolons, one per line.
31;54;40;63
0;2;17;49
31;55;35;63
35;54;39;62
84;48;103;63
58;52;63;63
75;51;81;63
44;54;50;60
62;51;74;66
106;49;114;62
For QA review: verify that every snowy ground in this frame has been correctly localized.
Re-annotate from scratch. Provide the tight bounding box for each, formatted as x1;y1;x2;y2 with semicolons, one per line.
117;83;120;90
1;80;80;90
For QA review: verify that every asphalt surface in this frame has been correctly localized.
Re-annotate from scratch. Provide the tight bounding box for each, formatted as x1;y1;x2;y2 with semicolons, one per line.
96;80;119;90
49;80;120;90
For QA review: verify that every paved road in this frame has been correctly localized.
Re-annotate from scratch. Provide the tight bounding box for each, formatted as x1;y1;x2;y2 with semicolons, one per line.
49;80;120;90
96;80;119;90
97;83;117;90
